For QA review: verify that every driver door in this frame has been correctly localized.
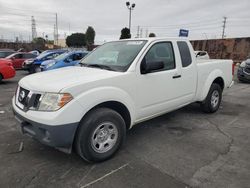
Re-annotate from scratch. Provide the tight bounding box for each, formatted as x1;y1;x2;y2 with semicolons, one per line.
135;42;185;121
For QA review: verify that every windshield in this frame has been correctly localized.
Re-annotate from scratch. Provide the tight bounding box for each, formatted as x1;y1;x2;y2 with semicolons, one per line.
36;52;52;60
0;51;14;58
54;52;69;61
5;53;16;59
80;40;147;72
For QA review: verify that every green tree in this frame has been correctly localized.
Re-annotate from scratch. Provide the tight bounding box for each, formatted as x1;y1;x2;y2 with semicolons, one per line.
120;27;131;39
32;37;46;49
149;33;156;37
66;33;86;47
85;26;96;46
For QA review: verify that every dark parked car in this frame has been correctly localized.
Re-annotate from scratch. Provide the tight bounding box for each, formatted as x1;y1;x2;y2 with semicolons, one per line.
238;58;250;82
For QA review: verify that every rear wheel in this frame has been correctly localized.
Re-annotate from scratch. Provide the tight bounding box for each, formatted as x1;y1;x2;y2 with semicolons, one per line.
201;83;222;113
0;74;3;83
75;108;126;162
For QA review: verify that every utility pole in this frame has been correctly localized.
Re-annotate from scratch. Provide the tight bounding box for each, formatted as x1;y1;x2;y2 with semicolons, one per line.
55;13;58;45
222;16;227;39
145;29;148;37
140;28;143;38
136;26;140;38
31;16;37;40
69;23;71;35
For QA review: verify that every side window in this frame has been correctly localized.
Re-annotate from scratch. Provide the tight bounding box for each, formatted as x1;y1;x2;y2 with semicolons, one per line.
24;53;35;59
67;54;74;61
73;53;82;61
14;54;23;59
53;53;60;58
144;42;175;72
177;41;192;67
45;53;58;60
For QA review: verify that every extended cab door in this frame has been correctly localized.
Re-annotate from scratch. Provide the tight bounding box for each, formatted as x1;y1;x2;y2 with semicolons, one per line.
176;41;197;102
135;41;196;121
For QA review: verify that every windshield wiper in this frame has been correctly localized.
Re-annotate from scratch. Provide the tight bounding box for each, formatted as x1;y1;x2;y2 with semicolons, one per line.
81;63;115;71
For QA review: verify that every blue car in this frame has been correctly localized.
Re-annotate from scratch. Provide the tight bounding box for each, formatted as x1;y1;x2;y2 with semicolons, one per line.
23;49;68;73
40;51;88;71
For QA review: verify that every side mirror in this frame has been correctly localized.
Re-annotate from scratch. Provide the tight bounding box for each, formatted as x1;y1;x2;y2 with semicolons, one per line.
141;58;164;74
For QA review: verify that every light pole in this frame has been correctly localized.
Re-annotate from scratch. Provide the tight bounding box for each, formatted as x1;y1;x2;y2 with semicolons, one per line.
126;2;136;31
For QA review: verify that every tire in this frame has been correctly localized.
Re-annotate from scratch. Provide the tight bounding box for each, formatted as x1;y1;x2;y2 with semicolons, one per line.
201;83;222;113
29;64;41;73
238;78;245;83
75;108;126;162
34;65;41;73
0;74;3;83
28;68;33;74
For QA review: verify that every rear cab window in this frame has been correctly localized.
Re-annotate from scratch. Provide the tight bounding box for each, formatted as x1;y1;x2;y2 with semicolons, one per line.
177;41;192;67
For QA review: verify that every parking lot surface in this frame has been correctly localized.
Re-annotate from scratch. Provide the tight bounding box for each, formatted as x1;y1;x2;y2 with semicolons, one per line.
0;70;250;188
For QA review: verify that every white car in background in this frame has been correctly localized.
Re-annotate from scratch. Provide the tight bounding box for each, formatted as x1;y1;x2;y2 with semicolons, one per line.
195;50;210;60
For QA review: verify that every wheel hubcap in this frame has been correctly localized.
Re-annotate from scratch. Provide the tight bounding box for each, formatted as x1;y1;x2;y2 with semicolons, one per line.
211;90;220;108
91;122;118;153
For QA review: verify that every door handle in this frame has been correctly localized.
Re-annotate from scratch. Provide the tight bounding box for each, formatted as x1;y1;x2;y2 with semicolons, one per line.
172;75;181;79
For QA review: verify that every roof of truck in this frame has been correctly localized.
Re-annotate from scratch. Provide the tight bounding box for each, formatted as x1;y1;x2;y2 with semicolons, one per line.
120;37;189;42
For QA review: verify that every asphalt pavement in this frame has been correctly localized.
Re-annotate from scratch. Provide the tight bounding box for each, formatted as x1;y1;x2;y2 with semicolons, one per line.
0;70;250;188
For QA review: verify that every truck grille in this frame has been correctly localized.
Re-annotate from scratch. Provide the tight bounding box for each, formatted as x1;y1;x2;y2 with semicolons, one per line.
16;86;42;111
17;87;30;107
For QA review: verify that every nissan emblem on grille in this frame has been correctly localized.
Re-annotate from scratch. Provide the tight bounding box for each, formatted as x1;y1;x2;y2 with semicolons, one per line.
18;90;26;102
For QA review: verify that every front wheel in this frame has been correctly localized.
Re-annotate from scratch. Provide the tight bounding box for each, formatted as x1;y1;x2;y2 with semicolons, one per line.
201;83;222;113
75;108;126;162
29;65;41;73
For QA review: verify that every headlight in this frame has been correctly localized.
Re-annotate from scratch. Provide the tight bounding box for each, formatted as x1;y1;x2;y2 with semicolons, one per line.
240;61;246;68
37;93;73;111
46;62;56;69
24;59;34;65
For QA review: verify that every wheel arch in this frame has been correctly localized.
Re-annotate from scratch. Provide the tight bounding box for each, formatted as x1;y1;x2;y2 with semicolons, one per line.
198;69;225;101
213;77;225;90
72;100;132;153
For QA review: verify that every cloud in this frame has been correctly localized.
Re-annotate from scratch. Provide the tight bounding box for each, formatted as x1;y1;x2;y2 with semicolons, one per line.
0;0;249;43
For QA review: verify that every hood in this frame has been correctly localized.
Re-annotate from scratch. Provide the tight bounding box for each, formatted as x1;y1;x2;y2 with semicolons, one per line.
19;66;121;93
0;58;12;64
0;59;12;65
41;59;56;66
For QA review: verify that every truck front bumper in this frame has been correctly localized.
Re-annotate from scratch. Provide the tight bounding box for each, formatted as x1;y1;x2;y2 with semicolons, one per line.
13;107;79;153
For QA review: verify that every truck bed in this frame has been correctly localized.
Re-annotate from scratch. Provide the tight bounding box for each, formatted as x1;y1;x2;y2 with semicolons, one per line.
195;59;233;101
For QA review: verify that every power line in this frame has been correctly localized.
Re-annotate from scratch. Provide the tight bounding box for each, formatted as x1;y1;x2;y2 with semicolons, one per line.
0;5;55;14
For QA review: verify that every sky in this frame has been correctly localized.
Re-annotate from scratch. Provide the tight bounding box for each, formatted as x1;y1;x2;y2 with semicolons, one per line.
0;0;249;44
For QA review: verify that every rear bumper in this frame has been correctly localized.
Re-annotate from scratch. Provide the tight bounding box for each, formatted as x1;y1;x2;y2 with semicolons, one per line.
13;107;79;153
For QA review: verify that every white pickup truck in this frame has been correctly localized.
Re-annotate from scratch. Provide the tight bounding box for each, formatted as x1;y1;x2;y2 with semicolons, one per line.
13;38;234;162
